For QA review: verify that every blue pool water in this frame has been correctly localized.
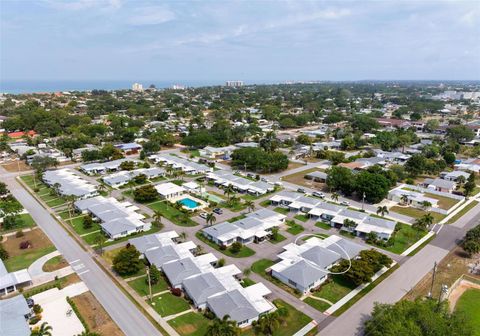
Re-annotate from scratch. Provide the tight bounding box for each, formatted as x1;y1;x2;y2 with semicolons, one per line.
179;198;199;209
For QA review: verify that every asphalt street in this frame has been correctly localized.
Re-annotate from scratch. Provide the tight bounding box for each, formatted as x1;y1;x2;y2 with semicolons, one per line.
1;170;164;336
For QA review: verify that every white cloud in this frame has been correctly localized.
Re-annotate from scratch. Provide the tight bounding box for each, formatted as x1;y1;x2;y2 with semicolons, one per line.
127;6;175;26
43;0;122;11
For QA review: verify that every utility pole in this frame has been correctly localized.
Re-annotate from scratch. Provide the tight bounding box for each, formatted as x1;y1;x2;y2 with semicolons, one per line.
146;266;153;304
428;261;437;298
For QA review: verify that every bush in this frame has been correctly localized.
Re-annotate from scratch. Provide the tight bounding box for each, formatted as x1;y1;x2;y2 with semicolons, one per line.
170;287;182;297
19;240;32;249
0;244;9;260
230;242;243;254
29;315;41;325
32;304;43;314
219;245;227;251
112;245;144;276
83;215;94;230
203;309;215;320
16;230;24;238
217;258;225;267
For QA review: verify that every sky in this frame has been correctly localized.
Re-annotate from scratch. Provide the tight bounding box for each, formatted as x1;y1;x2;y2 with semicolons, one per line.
1;0;480;82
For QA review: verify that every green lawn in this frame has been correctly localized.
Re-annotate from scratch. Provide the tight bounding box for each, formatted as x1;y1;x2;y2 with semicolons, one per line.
241;278;256;287
312;275;356;303
368;223;427;254
294;214;309;222
455;288;480;336
286;220;304;235
195;232;255;258
168;312;211;336
67;216;102;235
0;213;36;234
390;206;445;222
149;292;190;317
148;201;197;227
424;192;460;210
128;275;169;296
274;207;290;215
315;221;332;230
270;299;312;336
270;233;287;244
304;297;331;312
259;200;271;207
251;259;275;274
4;245;56;272
447;201;479;224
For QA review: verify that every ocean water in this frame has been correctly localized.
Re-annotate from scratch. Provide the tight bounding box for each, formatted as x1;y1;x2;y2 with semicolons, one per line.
0;80;227;94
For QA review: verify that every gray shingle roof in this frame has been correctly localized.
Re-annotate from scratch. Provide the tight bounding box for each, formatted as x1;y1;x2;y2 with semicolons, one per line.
183;272;226;306
300;246;341;270
207;289;258;323
279;260;327;288
162;258;201;287
0;295;30;336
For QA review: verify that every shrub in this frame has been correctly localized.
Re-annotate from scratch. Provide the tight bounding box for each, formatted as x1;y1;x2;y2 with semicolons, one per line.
170;287;182;297
33;304;43;314
16;230;24;238
19;240;32;249
230;242;243;254
29;315;41;325
219;245;227;251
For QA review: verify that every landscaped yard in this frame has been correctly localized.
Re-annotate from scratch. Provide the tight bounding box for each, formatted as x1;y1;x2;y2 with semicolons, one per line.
312;275;356;304
128;275;169;296
269;299;312;336
270;232;287;244
447;200;479;224
168;312;211;336
294;214;309;222
304;297;331;312
424;192;460;210
390;206;445;222
195;232;255;258
315;221;332;230
368;223;427;255
67;215;102;235
0;213;36;233
274;207;289;215
455;288;480;336
148;201;197;227
2;228;56;272
286;220;304;235
149;292;191;317
42;255;68;272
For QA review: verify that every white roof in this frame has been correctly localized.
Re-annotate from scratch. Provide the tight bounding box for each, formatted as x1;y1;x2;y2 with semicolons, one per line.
155;182;185;196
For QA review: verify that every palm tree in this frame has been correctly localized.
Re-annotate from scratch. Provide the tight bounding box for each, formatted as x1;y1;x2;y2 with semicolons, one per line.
93;234;106;255
52;182;61;196
331;192;339;202
66;195;77;219
243;268;251;278
245;200;255;212
421;201;432;211
153;210;162;226
224;185;235;201
206;213;217;226
97;183;107;195
252;308;288;335
400;194;409;205
376;206;389;217
31;322;53;336
422;213;434;229
206;315;240;336
457;175;466;186
196;244;204;255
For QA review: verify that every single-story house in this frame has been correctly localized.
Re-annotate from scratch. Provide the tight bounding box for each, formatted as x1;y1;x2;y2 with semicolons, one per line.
0;294;31;336
155;182;186;200
422;178;456;193
149;154;212;174
440;171;470;182
80;158;142;175
114;142;142;155
42;168;98;199
0;260;32;296
305;171;328;183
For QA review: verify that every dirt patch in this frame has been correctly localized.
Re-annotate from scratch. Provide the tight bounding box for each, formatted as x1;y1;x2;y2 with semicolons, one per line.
282;167;328;190
3;228;53;257
1;160;31;172
42;255;69;272
447;279;480;311
177;324;196;334
71;291;124;336
404;246;480;301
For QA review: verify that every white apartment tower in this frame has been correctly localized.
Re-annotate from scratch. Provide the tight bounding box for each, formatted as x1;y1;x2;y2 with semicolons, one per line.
225;81;244;87
132;83;144;92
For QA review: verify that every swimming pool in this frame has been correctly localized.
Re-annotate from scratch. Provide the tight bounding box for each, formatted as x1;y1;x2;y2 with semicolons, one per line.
179;197;200;209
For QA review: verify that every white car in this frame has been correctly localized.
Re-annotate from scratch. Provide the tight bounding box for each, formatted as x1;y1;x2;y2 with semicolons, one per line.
340;200;350;206
312;192;325;198
199;212;208;219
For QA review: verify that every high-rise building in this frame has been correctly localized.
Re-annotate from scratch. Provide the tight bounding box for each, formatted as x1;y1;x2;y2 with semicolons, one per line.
132;83;144;92
225;81;244;87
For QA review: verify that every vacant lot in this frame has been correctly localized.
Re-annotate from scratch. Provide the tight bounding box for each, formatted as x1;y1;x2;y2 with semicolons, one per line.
3;228;56;271
282;167;327;189
390;206;445;222
71;291;124;336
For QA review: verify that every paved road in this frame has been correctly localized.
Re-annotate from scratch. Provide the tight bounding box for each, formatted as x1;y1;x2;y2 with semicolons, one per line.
318;198;480;336
1;172;163;336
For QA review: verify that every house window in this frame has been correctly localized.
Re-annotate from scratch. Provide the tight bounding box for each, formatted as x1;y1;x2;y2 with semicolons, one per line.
288;280;297;286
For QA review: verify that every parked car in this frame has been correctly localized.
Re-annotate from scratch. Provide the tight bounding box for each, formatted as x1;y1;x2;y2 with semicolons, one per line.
261;177;269;182
274;182;283;186
199;212;208;219
213;208;223;215
297;188;306;193
312;191;325;198
340;200;350;206
26;298;35;308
